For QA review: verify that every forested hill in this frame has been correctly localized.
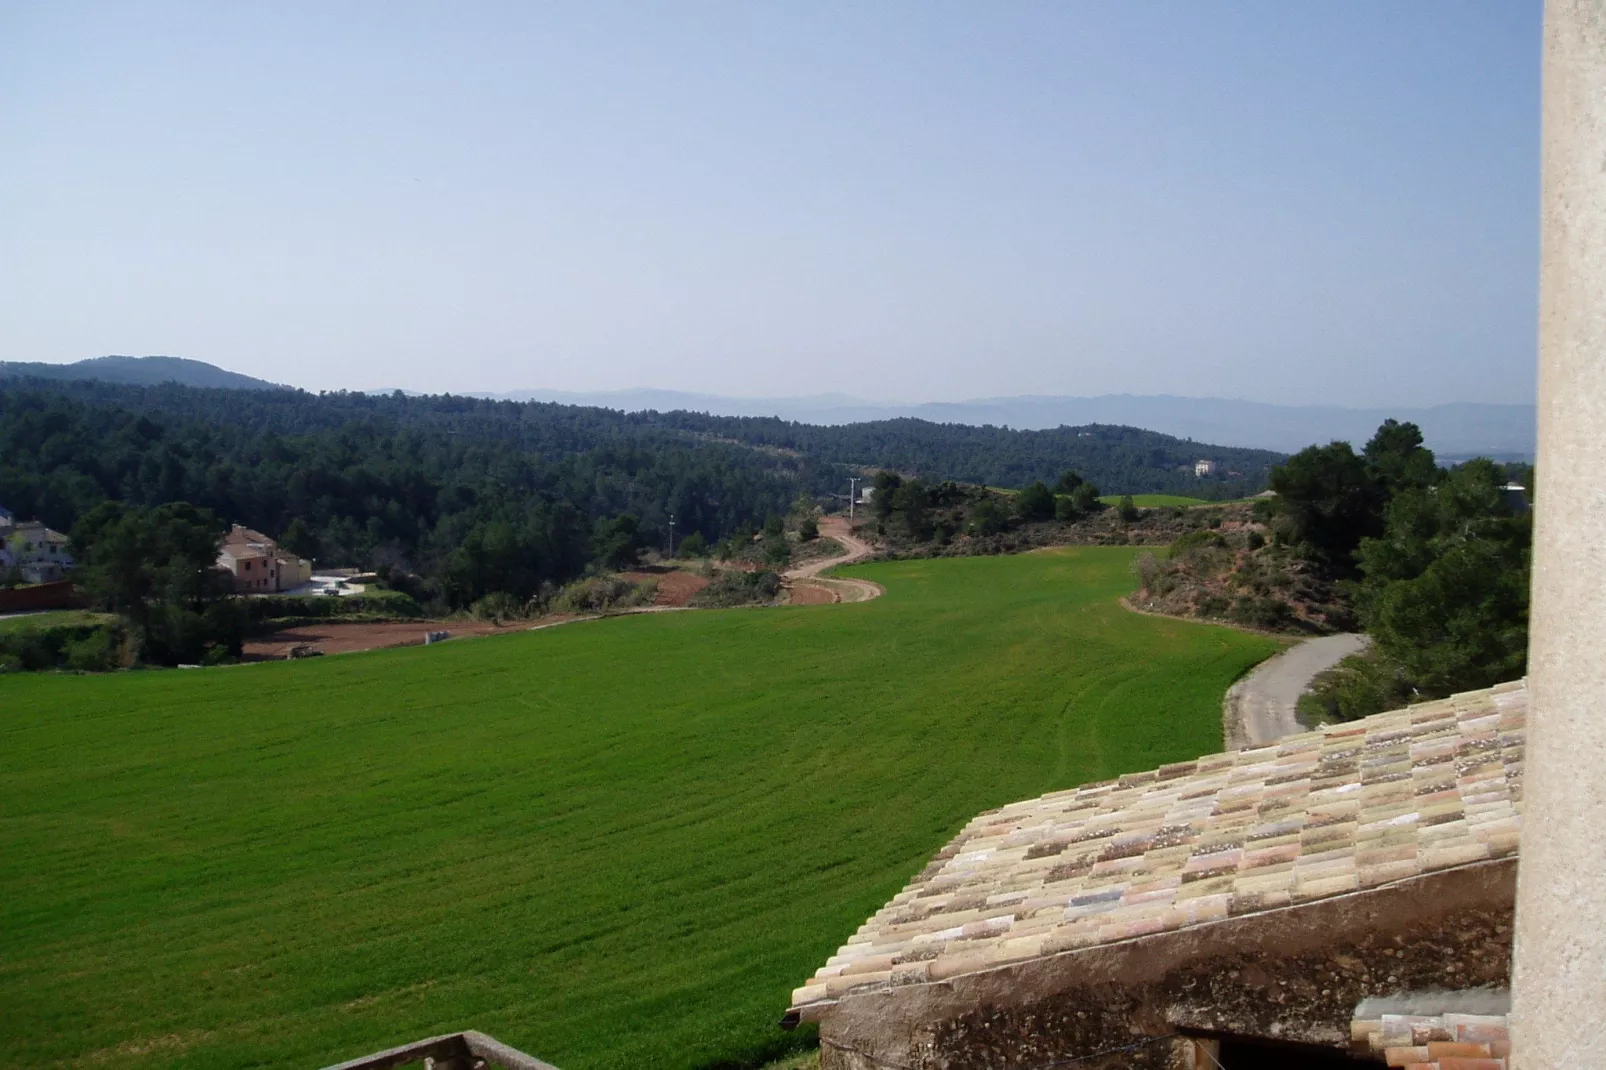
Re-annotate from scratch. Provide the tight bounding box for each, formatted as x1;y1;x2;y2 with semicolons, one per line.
647;412;1282;498
0;381;826;603
3;379;1282;502
0;355;284;391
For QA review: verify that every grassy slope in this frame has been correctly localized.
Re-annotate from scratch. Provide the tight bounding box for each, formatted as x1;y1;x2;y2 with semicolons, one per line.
0;610;115;635
1097;493;1212;508
0;548;1277;1070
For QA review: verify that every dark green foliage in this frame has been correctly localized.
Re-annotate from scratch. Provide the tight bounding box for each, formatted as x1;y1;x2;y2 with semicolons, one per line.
761;534;792;566
1054;470;1085;495
1014;481;1055;521
1229;594;1293;630
1067;482;1102;517
1299;647;1415;724
967;498;1010;537
0;381;812;608
677;531;709;558
0;617;125;672
871;471;903;521
1116;495;1139;523
1363;418;1438;498
71;501;243;665
762;513;785;538
887;478;934;540
1354;459;1530;695
653;414;1280;498
1170;530;1227;555
592;514;645;572
1267;441;1383;568
688;568;782;607
797;516;819;542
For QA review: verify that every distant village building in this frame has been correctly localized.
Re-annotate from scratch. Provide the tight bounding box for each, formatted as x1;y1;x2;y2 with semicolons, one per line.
216;524;313;593
1194;459;1217;478
786;680;1524;1068
2;520;76;584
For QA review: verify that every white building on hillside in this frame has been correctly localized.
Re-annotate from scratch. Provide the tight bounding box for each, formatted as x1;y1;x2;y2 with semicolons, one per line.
2;520;75;583
1194;458;1216;477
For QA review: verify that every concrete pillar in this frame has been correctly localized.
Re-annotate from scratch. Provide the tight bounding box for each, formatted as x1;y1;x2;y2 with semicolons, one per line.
1510;2;1606;1066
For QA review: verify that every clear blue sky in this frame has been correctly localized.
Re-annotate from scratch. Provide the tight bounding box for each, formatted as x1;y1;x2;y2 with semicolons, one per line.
1;2;1539;405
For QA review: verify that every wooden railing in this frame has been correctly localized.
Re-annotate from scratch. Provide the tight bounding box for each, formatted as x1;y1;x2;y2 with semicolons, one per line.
319;1030;560;1070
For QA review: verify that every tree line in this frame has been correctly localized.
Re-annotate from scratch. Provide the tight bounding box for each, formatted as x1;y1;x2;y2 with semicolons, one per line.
651;413;1280;498
1267;419;1531;715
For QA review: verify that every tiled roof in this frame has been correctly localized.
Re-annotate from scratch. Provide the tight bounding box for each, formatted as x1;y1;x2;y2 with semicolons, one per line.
1352;1008;1511;1066
790;681;1526;1014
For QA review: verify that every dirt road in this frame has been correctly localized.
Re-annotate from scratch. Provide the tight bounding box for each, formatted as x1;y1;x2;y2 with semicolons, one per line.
1222;632;1371;748
784;517;883;604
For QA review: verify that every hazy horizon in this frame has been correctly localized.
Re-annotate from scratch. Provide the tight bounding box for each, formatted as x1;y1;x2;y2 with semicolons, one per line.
3;3;1540;407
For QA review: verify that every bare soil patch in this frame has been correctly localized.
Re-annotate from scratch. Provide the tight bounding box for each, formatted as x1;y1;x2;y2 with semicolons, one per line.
242;619;523;660
785;581;838;606
620;567;711;607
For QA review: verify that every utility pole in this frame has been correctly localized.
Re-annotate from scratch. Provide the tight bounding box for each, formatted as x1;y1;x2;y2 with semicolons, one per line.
668;513;676;557
848;477;862;520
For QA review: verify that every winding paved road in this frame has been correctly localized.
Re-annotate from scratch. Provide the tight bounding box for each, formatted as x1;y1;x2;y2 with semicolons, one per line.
1223;633;1371;748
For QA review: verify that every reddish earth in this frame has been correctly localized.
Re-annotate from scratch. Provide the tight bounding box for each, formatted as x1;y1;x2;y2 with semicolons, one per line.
785;581;837;605
620;567;711;607
243;535;862;660
241;618;532;660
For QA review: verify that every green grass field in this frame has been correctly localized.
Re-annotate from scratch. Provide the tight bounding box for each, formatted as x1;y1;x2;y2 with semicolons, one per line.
1096;493;1213;508
0;609;114;635
0;548;1277;1070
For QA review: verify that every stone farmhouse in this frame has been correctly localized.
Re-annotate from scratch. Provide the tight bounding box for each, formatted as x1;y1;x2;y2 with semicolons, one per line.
216;524;312;594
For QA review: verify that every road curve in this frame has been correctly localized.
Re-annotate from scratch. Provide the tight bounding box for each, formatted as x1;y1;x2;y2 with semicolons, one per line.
783;516;883;603
1223;633;1371;749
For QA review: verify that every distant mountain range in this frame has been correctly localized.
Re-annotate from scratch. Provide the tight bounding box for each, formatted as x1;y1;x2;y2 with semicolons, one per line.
0;356;285;392
488;388;1536;460
0;358;1533;459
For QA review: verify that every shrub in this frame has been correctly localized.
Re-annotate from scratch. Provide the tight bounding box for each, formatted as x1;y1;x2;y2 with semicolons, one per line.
471;591;528;622
797;517;819;542
1135;553;1163;592
1116;495;1140;523
678;531;710;558
1229;595;1293;630
1246;530;1266;550
551;576;655;614
762;535;792;566
1298;647;1414;724
689;570;782;608
1171;531;1227;555
968;499;1010;536
65;629;120;672
1015;481;1056;522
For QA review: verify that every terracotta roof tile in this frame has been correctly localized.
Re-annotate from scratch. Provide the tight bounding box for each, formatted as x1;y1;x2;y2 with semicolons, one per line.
789;682;1526;1014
